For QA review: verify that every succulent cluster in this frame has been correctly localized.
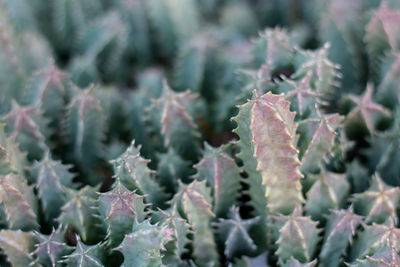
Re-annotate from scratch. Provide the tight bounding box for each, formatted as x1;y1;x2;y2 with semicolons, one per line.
1;0;400;266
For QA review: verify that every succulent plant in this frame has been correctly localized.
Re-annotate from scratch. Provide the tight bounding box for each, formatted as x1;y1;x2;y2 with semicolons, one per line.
97;180;147;247
1;1;400;266
30;226;73;267
215;206;260;259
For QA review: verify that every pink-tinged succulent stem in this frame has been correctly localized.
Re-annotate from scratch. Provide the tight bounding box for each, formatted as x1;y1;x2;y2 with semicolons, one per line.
250;92;303;214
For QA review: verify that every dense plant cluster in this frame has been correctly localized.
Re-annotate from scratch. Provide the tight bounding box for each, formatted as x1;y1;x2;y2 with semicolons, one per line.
1;0;400;266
